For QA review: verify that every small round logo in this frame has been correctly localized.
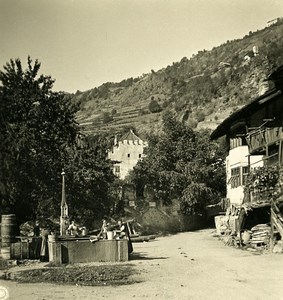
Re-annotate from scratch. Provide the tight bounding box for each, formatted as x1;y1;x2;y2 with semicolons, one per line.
0;286;9;300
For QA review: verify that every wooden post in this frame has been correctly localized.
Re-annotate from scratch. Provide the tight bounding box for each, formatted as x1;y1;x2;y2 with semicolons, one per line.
270;208;274;253
248;154;251;203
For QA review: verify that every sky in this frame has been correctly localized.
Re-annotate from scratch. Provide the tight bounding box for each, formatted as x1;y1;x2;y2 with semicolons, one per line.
0;0;282;93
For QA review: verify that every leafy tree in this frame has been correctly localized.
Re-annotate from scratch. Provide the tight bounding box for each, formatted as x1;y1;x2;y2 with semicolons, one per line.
111;108;117;116
180;183;213;215
0;58;117;227
102;112;113;124
64;134;116;228
196;111;205;122
0;57;80;222
129;111;226;215
148;99;162;113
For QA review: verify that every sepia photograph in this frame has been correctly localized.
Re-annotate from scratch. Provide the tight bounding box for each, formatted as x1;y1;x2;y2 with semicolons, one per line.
0;0;283;299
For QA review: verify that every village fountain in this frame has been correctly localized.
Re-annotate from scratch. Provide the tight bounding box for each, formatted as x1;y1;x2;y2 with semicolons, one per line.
48;170;129;264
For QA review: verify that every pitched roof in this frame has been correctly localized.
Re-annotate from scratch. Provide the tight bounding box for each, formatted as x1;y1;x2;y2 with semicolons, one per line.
119;129;143;142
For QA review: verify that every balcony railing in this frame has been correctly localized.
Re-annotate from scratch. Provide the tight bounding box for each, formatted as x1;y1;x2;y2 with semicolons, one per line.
246;127;283;153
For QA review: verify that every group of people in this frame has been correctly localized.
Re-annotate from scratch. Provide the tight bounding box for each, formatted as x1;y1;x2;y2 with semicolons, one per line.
66;220;87;237
97;219;127;238
33;218;134;259
55;218;130;242
96;219;133;253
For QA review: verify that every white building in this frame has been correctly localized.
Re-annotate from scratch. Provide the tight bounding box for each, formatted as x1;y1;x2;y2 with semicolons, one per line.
108;130;148;179
226;145;263;205
211;77;283;206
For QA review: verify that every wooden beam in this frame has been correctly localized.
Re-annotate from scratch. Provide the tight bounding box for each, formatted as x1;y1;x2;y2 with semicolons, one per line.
279;140;282;166
270;207;274;253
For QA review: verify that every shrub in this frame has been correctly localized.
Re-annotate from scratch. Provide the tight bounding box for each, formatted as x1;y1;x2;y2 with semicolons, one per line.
187;119;198;128
180;183;213;216
138;109;147;116
102;112;113;124
196;111;205;122
148;99;162;113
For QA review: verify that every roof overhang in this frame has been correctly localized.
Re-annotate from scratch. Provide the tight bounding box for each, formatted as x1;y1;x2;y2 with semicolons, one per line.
211;65;283;140
210;88;281;140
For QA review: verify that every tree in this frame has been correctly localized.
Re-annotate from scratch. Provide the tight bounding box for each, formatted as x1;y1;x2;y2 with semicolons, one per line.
0;57;79;222
102;112;113;124
180;183;213;215
196;111;205;122
129;111;226;215
64;134;116;228
111;108;117;116
148;99;162;113
0;57;123;227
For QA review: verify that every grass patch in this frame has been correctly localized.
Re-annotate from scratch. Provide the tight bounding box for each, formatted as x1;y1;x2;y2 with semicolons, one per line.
12;264;140;286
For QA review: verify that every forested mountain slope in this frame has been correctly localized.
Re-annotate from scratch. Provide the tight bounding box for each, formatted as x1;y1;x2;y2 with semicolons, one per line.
69;18;283;137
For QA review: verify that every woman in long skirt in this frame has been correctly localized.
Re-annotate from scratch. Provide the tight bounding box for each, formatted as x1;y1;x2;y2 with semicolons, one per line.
40;227;49;262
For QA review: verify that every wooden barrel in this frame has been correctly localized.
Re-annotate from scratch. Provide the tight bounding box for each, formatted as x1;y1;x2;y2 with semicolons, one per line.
1;214;16;247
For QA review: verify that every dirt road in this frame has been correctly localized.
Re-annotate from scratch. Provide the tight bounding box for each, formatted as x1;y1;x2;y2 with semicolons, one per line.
1;229;283;300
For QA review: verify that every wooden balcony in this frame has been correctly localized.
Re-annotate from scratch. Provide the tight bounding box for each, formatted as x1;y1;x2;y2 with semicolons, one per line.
246;127;283;154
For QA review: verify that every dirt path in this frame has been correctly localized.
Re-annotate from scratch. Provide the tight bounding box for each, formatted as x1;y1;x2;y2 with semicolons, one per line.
1;229;283;300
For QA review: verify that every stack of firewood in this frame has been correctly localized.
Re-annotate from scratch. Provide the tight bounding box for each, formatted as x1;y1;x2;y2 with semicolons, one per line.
250;224;271;247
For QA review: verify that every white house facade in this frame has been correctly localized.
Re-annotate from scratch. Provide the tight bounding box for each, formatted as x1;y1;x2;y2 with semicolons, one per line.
108;130;148;179
226;145;263;205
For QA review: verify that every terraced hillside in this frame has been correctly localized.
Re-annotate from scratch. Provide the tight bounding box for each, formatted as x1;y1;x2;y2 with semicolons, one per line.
70;17;283;136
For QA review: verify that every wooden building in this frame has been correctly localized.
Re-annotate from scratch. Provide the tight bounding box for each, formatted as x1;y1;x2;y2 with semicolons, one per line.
211;65;283;247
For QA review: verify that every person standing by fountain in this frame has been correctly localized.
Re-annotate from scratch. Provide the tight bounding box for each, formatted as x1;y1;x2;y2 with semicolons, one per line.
40;225;50;262
98;219;108;239
33;220;41;258
118;220;133;253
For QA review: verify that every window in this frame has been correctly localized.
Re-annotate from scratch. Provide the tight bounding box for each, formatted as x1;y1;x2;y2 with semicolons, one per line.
230;167;241;188
242;166;249;186
229;166;249;188
114;166;120;173
127;154;130;158
138;154;142;158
